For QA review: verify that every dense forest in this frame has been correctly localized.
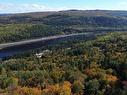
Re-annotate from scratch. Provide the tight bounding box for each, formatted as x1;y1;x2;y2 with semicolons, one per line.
0;32;127;95
0;24;63;43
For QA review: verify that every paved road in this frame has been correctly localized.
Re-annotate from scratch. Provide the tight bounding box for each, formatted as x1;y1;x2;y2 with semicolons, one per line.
0;33;90;50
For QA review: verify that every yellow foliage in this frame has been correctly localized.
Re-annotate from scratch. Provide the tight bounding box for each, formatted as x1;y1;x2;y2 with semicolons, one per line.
42;81;71;95
15;87;42;95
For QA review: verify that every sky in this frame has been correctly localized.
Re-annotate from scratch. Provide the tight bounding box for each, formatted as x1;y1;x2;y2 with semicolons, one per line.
0;0;127;13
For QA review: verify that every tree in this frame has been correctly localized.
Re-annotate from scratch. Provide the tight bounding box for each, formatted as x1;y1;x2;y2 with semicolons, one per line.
84;79;100;95
72;81;84;94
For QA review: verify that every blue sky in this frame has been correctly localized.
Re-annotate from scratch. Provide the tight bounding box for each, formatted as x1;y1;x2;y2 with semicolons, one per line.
0;0;127;13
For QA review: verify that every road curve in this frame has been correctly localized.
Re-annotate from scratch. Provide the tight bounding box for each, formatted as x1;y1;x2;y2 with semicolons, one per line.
0;33;91;50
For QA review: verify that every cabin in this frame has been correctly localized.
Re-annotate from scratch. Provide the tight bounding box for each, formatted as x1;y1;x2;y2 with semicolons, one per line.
36;49;52;58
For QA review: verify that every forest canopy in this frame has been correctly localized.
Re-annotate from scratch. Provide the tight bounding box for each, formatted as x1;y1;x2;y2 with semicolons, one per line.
0;32;127;95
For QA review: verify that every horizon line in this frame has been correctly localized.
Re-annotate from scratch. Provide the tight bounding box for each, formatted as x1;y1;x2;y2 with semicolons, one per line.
1;9;127;14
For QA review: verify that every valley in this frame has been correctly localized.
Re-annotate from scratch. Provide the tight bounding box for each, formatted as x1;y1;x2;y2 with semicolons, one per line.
0;10;127;95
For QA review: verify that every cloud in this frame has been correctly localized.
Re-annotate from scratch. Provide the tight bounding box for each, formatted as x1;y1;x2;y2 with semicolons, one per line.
119;1;127;5
0;3;13;10
112;1;127;10
1;2;127;13
0;3;69;13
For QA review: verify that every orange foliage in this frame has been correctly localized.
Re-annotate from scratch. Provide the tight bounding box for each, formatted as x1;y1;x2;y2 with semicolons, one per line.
105;74;118;82
84;68;101;78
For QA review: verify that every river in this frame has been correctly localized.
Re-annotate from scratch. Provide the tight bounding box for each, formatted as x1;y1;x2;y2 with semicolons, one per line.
0;33;97;58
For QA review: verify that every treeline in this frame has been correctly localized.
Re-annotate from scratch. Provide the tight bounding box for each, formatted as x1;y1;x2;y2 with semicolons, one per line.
0;32;127;95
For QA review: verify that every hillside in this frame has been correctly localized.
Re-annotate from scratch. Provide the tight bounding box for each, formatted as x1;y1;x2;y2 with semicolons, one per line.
0;10;127;43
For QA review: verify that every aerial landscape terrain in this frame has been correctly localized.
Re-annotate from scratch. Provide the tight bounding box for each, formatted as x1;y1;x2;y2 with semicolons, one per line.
0;0;127;95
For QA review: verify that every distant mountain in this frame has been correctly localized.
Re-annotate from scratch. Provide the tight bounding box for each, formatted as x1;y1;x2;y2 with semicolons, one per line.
1;10;127;27
0;14;12;16
2;10;127;17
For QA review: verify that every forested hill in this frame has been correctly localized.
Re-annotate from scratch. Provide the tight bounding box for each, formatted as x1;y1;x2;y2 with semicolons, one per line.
1;10;127;27
1;10;127;44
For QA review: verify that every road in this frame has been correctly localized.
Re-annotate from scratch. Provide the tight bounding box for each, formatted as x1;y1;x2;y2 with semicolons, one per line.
0;33;91;50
